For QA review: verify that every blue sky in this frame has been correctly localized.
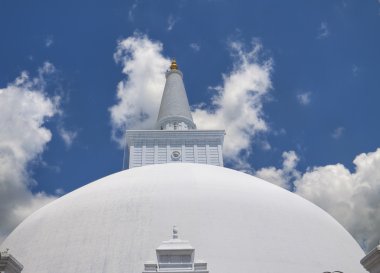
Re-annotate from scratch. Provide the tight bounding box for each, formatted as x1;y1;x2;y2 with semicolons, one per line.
0;0;380;251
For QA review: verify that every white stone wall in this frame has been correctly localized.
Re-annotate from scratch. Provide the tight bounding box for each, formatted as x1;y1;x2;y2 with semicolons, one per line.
361;245;380;273
125;130;225;168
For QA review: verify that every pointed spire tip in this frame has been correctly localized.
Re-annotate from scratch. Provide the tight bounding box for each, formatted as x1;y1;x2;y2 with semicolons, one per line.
170;59;178;70
173;225;178;239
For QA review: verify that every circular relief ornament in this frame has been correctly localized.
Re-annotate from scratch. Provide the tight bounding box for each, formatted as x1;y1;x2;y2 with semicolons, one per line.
171;151;181;161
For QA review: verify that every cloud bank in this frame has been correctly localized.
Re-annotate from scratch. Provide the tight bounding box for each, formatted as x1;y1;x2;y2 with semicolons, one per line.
109;34;273;168
257;148;380;252
192;41;272;166
109;34;170;145
0;63;60;242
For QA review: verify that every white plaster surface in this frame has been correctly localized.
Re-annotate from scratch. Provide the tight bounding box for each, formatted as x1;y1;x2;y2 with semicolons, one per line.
1;163;366;273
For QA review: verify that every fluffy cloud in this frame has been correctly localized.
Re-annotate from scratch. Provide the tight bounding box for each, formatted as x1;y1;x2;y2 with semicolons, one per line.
0;64;59;242
109;34;170;145
258;148;380;252
295;149;380;251
110;34;273;167
57;126;77;148
256;151;300;190
296;91;311;105
192;41;272;165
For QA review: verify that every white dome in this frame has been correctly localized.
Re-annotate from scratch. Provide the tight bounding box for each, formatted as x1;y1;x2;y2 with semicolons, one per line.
1;163;365;273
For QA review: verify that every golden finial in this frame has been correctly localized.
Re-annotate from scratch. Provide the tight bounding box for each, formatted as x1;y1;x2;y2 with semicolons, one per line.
170;59;178;70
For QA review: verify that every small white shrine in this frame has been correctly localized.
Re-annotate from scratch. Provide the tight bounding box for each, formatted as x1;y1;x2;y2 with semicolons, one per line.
143;226;208;273
0;249;23;273
361;243;380;273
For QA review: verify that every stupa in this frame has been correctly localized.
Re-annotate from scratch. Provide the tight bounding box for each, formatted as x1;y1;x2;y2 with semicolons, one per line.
0;60;368;273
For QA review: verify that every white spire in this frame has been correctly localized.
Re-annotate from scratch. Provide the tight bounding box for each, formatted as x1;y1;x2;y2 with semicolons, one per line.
156;60;196;130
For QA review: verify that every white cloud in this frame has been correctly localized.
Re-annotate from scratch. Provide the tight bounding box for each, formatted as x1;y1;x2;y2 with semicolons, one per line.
39;61;56;75
296;148;380;251
256;151;300;189
128;0;138;22
317;22;330;39
57;126;77;148
109;33;170;145
258;148;380;252
45;36;54;48
296;91;311;105
0;65;60;242
167;15;179;31
109;34;273;168
192;40;273;165
190;43;200;52
332;126;345;139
